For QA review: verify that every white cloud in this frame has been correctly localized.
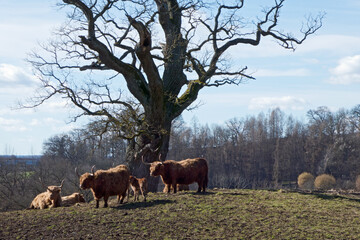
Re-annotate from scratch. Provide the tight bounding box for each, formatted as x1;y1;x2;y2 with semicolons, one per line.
328;55;360;84
249;96;307;111
0;64;37;86
0;117;27;132
30;119;40;126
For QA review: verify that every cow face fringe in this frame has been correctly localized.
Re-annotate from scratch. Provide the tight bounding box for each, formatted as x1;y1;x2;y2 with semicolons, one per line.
149;162;163;176
79;173;95;189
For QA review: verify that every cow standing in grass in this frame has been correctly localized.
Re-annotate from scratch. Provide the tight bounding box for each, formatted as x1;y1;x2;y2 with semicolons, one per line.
129;176;148;202
76;165;130;208
29;180;64;209
144;157;208;193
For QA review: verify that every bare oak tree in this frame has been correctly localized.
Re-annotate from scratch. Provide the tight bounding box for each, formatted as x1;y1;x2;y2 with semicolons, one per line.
28;0;323;190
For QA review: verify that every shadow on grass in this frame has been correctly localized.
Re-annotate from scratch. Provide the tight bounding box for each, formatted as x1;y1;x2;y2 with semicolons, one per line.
184;191;216;196
295;190;360;203
177;189;251;197
313;193;360;203
111;199;174;210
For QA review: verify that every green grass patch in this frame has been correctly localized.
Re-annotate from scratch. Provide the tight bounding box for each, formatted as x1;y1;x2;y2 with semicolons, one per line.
1;189;360;239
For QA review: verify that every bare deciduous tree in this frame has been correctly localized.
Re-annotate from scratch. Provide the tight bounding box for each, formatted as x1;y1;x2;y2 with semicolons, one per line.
27;0;323;190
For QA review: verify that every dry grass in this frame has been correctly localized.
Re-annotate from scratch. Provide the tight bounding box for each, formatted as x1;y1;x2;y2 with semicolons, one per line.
314;174;336;190
1;189;360;239
297;172;315;190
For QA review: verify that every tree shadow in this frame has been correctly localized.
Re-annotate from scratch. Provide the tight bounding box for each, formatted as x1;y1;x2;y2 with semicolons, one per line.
178;191;216;196
219;191;250;196
181;190;250;196
313;193;360;203
111;199;174;210
295;190;360;204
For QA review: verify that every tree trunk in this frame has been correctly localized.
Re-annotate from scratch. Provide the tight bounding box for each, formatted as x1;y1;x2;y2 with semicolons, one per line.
126;121;171;192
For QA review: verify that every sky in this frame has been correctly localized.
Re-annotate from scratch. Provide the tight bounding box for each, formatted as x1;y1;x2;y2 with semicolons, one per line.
0;0;360;155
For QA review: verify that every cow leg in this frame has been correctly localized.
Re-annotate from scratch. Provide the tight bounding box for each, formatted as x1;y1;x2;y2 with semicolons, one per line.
141;189;146;202
134;190;138;201
120;191;126;204
166;184;171;194
103;197;108;208
172;183;177;194
95;199;100;208
197;180;202;193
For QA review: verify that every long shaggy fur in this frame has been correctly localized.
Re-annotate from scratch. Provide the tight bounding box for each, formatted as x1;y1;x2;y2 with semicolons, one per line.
149;158;208;193
78;165;130;208
29;185;63;209
61;193;85;207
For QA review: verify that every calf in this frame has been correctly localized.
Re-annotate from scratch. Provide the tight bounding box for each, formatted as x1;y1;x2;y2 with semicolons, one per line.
61;192;86;207
129;176;147;202
29;180;64;209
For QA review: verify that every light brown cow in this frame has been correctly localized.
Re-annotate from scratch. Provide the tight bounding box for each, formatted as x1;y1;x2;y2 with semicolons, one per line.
145;157;208;193
29;180;64;209
129;176;147;202
76;165;130;208
61;192;86;207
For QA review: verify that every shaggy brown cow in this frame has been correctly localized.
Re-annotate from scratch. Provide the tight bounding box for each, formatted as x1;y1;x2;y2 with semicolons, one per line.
129;176;147;202
163;184;189;193
61;192;86;207
146;157;208;193
29;180;64;209
76;165;130;208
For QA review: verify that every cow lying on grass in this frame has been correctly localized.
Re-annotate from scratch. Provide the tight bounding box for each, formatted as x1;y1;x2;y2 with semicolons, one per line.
29;180;64;209
129;176;147;202
61;192;85;207
76;165;130;208
144;157;208;193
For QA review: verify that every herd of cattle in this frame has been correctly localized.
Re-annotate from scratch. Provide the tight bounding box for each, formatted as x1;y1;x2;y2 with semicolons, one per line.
28;157;208;209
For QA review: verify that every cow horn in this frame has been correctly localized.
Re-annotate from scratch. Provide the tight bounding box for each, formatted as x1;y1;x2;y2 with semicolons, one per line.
91;165;95;175
39;177;46;189
75;167;80;177
59;179;64;189
141;155;151;165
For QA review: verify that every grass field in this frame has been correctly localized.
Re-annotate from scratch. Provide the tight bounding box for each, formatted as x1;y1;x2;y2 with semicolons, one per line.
1;189;360;239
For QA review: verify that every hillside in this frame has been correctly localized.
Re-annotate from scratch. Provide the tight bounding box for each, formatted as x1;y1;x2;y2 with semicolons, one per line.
1;189;360;239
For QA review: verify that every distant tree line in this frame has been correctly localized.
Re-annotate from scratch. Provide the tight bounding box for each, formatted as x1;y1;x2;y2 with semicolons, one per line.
1;105;360;211
168;105;360;189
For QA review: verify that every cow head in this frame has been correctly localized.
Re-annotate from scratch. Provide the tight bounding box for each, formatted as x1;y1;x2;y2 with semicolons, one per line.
75;193;86;203
77;166;96;189
142;154;164;177
46;179;64;200
129;175;136;185
149;162;163;176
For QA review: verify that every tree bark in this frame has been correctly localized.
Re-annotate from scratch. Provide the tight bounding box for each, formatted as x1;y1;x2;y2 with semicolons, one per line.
126;120;171;192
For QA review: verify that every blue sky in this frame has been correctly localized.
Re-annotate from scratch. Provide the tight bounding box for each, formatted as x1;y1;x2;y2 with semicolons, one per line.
1;0;360;155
